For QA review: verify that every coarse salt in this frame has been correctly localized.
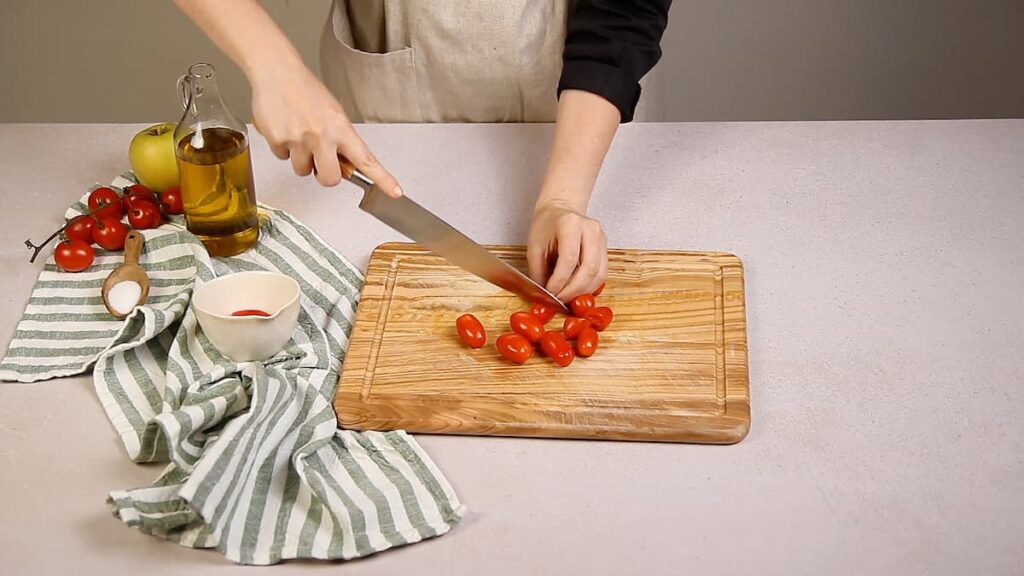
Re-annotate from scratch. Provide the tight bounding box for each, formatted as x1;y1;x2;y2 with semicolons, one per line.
108;280;142;315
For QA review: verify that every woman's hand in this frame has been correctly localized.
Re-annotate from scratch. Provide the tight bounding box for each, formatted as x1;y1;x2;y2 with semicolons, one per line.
527;198;608;300
250;66;402;197
172;0;401;197
527;89;619;301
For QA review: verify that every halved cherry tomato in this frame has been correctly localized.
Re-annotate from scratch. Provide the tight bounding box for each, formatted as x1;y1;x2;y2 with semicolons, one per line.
539;331;575;367
593;282;606;297
127;197;163;229
562;316;590;339
160;186;184;215
53;239;95;272
530;302;556;324
64;215;95;244
456;313;487;348
231;309;271;317
92;217;128;250
510;311;545;343
576;327;599;357
88;186;123;220
587;306;614;331
569;294;596;317
496;332;532;364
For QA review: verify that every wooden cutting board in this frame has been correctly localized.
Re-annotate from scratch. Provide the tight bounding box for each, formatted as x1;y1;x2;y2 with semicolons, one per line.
334;242;749;444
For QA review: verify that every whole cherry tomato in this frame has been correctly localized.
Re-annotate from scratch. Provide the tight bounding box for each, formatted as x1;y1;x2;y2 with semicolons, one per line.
576;327;599;357
496;332;532;364
530;302;556;324
587;306;614;331
122;183;157;211
53;239;95;272
88;186;123;221
127;198;163;229
539;331;575;367
569;294;596;317
562;316;591;339
231;309;271;317
509;311;545;343
593;282;606;297
92;217;128;250
160;186;184;215
455;313;487;348
64;215;95;244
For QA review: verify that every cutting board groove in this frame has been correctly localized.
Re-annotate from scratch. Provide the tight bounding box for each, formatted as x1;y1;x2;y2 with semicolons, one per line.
335;242;749;443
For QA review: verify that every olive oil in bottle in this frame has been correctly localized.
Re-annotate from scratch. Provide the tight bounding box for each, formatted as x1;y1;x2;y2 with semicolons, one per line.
174;63;259;257
175;127;259;256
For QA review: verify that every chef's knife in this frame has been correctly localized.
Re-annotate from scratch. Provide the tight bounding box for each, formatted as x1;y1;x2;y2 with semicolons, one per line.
338;158;571;313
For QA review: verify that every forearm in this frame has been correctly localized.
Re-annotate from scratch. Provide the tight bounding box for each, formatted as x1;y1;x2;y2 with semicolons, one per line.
173;0;306;83
536;89;620;213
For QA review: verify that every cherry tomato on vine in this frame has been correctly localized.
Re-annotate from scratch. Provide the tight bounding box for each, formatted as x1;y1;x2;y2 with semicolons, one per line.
539;332;575;367
496;333;532;364
127;198;163;229
122;183;157;210
562;316;590;339
587;307;614;331
53;239;95;272
92;217;128;250
87;186;123;220
455;313;487;348
509;311;545;343
576;327;599;357
160;186;184;215
64;215;95;244
530;302;556;324
569;294;596;317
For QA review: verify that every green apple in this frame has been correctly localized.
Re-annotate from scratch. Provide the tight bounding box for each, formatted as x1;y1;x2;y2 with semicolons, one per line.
128;122;179;192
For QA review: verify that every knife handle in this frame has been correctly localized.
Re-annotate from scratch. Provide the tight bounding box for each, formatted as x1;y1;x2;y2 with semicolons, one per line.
338;155;375;192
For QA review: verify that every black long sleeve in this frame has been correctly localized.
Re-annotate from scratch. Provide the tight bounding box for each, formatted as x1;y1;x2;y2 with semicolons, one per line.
558;0;672;122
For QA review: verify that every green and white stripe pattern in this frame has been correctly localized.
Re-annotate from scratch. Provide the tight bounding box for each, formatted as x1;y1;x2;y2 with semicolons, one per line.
0;174;464;565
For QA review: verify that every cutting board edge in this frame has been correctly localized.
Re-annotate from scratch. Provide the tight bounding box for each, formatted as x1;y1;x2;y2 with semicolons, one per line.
333;394;751;445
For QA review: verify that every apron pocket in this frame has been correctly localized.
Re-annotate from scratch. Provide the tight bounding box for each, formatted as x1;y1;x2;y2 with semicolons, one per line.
320;2;422;123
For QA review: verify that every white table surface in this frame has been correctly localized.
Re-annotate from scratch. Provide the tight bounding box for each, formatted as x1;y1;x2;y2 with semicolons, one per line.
1;121;1022;575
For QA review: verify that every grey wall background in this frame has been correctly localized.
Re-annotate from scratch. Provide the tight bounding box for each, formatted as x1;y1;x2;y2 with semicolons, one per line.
1;0;1022;123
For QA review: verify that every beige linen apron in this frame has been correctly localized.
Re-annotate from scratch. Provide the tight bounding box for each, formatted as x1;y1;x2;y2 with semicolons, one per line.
319;0;657;123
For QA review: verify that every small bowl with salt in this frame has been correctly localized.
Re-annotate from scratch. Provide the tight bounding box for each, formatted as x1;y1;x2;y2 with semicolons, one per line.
191;271;301;362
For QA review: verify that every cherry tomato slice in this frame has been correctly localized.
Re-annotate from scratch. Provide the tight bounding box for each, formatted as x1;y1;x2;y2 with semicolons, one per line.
587;306;614;331
539;331;575;367
455;313;487;348
593;282;606;297
53;239;95;273
64;215;95;244
569;294;596;317
530;302;556;324
562;316;591;339
88;186;124;221
576;327;599;357
92;217;128;250
510;311;545;343
231;309;272;317
496;332;532;364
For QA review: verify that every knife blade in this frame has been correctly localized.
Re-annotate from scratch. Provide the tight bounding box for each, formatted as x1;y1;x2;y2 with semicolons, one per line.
340;160;570;313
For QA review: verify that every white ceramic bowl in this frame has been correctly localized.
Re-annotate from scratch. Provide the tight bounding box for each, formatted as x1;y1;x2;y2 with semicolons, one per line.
192;271;301;362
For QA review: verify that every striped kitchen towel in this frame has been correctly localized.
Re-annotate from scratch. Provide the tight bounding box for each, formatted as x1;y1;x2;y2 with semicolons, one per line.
0;174;464;565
